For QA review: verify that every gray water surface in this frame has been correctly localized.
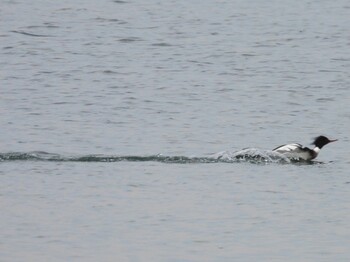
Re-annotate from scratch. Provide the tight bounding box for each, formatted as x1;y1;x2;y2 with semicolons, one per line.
1;0;350;261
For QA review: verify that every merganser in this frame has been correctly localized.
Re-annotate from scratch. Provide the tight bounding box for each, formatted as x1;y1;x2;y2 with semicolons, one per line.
272;136;337;161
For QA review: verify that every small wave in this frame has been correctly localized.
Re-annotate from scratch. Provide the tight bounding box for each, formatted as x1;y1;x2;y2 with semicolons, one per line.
0;149;320;164
10;30;52;37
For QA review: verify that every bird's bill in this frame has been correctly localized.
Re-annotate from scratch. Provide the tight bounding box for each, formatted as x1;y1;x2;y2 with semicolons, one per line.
329;139;338;143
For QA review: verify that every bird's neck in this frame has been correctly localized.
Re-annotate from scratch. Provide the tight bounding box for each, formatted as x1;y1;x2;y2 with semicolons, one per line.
313;147;321;154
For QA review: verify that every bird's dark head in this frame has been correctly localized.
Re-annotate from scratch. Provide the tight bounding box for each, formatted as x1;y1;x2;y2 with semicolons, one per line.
312;136;337;149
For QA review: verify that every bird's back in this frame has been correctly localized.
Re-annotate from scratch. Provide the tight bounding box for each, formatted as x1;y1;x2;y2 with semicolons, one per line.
272;143;303;153
273;143;315;161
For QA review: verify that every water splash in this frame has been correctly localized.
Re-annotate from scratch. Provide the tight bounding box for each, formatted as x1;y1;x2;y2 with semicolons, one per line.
211;148;291;164
0;149;305;164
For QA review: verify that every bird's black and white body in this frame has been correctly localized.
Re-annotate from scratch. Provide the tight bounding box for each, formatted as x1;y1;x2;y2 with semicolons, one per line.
273;136;337;161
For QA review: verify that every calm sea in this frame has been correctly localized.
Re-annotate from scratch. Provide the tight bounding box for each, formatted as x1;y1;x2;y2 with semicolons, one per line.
1;0;350;261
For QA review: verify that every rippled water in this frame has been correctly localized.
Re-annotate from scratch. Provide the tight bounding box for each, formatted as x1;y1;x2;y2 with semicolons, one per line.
1;0;350;261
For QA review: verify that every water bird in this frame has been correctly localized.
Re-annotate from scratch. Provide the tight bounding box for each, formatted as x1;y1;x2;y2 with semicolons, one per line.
272;136;337;161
